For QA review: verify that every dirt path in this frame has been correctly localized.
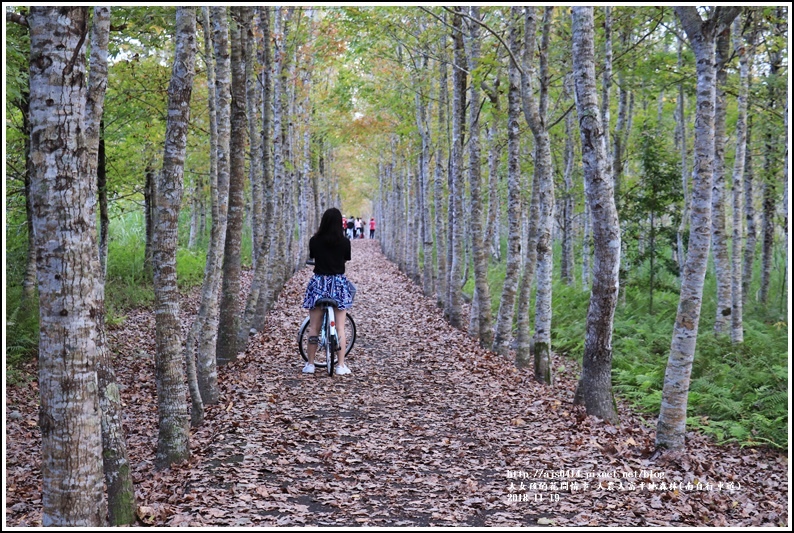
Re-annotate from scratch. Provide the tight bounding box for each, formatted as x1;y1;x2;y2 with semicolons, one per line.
4;239;787;527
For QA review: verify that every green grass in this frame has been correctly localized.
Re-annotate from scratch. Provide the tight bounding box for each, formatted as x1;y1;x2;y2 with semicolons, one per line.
5;204;222;372
466;237;789;450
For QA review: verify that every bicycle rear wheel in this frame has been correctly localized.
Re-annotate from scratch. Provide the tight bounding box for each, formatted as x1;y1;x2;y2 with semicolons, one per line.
326;314;336;376
298;313;356;361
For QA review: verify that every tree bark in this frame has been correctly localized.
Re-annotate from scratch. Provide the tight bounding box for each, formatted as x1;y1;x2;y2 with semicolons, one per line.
144;161;156;278
493;9;523;357
483;79;502;264
571;6;621;424
28;6;107;525
217;7;248;365
675;25;690;279
742;117;757;304
246;7;264;271
758;41;783;306
85;7;137;523
466;6;493;347
445;8;466;329
657;6;741;450
195;6;232;407
152;6;196;468
434;46;449;309
711;24;732;335
252;6;273;331
730;15;753;344
560;73;576;285
522;7;555;384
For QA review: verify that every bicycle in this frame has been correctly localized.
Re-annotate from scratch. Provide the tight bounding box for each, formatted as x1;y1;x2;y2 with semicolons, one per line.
297;261;357;376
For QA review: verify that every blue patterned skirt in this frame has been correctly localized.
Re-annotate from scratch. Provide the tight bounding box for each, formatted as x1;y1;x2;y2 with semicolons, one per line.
302;274;355;310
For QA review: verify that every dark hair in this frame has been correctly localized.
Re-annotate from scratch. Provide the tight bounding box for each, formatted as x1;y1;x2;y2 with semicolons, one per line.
314;207;345;243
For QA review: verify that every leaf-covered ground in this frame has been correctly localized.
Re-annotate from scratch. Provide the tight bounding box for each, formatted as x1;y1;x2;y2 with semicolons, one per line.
5;239;788;527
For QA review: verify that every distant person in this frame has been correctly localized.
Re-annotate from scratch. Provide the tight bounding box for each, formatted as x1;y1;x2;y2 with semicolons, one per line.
369;217;376;239
302;207;353;376
346;216;355;239
355;217;364;239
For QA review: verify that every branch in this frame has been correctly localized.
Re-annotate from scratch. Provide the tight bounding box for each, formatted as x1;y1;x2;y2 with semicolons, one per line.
6;11;28;26
441;6;524;76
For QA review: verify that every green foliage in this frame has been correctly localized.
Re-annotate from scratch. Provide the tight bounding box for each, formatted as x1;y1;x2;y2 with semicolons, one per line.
5;286;39;385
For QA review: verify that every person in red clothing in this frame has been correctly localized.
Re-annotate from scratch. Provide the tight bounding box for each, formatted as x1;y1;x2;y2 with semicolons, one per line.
369;217;376;239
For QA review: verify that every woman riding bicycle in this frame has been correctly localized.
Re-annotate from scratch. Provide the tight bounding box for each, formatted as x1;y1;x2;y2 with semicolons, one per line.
302;207;354;375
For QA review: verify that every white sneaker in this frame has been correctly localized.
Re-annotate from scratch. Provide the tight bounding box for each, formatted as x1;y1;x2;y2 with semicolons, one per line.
302;363;315;374
335;364;351;375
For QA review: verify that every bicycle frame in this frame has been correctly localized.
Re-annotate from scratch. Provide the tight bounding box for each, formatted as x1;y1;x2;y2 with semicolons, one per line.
323;303;340;376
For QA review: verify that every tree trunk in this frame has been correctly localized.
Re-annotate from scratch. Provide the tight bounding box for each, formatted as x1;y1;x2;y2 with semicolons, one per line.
466;6;493;347
675;26;690;279
483;79;502;264
152;6;196;468
730;15;753;344
520;7;555;384
560;73;576;285
571;6;621;424
415;50;435;299
85;7;137;523
144;162;156;278
262;6;290;317
657;6;741;450
252;6;273;331
181;7;217;427
493;9;523;356
711;25;732;335
246;7;264;270
28;6;107;525
19;91;38;303
195;6;232;407
445;8;466;329
742;117;757;304
434;47;449;309
758;44;783;306
96;121;110;283
217;7;248;365
782;101;789;296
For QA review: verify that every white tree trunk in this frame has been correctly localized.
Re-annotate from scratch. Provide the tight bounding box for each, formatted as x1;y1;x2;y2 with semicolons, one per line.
28;6;107;525
152;6;196;467
571;6;621;424
657;6;741;450
493;8;523;356
711;26;732;334
467;6;494;347
730;16;753;344
445;8;466;329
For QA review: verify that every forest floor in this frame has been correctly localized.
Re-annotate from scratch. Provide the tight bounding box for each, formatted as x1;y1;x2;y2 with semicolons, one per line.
4;239;789;527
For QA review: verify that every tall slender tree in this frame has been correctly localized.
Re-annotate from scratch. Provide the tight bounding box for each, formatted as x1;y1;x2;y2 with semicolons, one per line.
657;6;741;450
433;40;449;309
522;6;555;384
730;13;754;344
85;7;137;523
711;23;732;335
466;6;493;347
151;6;196;467
217;7;249;364
445;7;466;329
493;8;523;356
571;6;621;424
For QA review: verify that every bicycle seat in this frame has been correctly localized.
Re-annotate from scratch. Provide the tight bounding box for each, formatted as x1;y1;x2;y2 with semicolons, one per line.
314;298;339;308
